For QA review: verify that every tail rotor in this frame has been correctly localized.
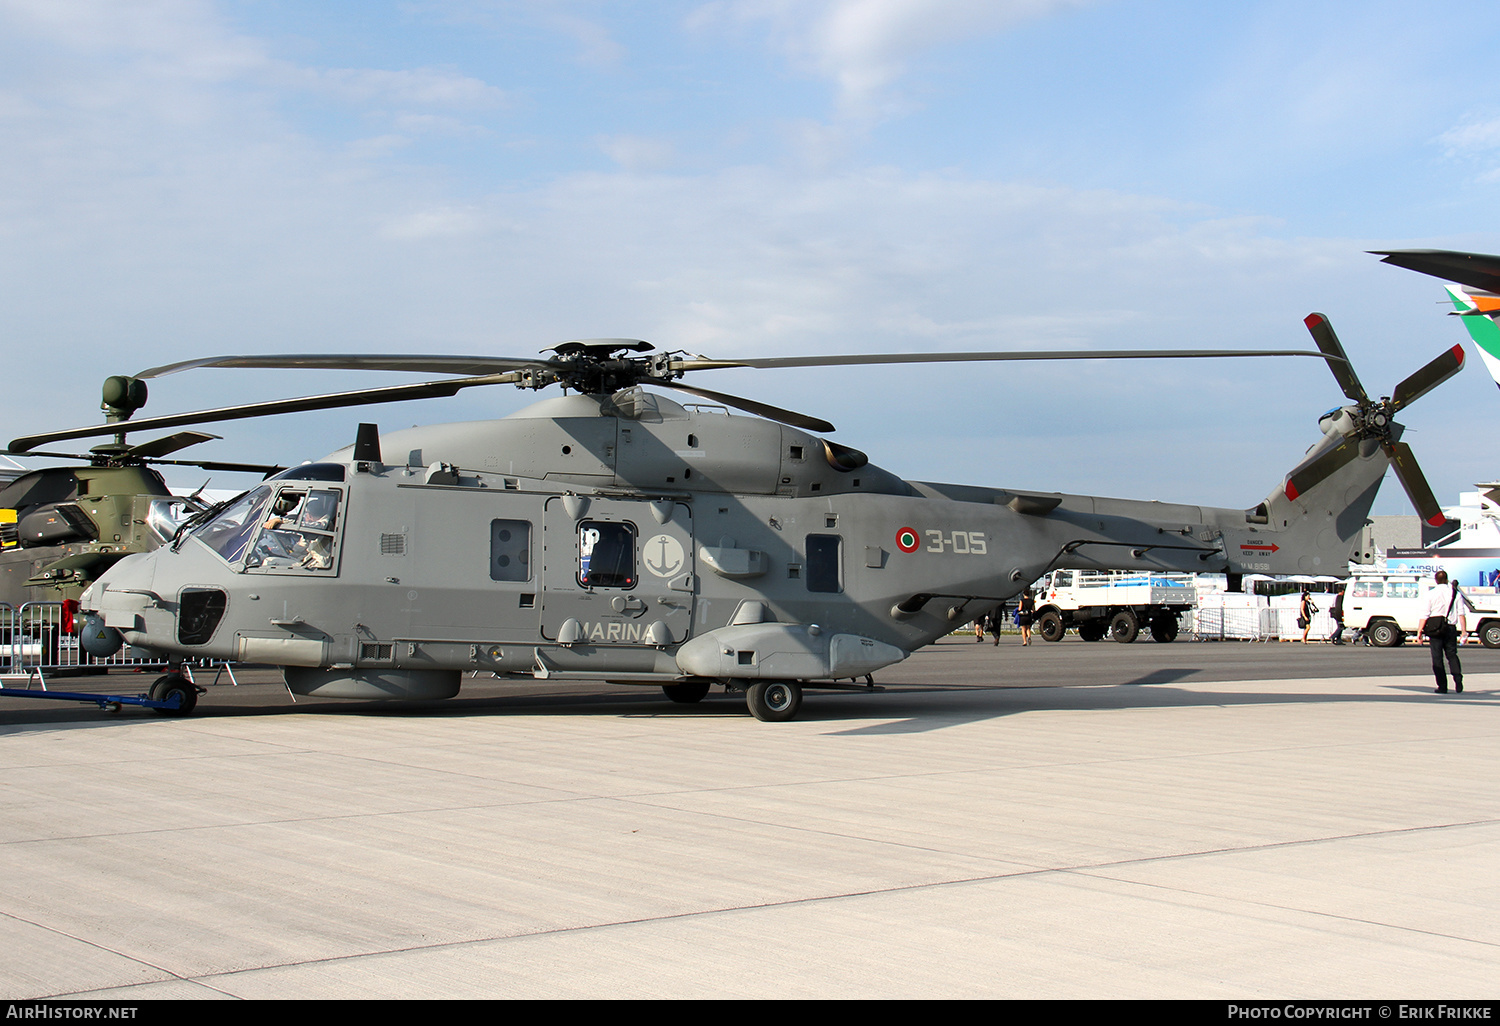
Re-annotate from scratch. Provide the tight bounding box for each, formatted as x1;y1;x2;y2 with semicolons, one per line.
1287;313;1462;527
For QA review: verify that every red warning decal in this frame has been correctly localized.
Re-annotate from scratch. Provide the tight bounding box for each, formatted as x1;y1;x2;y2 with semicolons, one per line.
896;527;920;553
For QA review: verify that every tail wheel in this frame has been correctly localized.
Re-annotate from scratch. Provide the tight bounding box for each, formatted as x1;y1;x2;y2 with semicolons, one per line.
1036;611;1065;643
1110;610;1140;644
746;681;802;722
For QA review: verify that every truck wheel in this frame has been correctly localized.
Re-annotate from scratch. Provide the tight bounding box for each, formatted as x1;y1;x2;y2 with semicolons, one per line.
1078;621;1107;642
1150;618;1179;643
1109;610;1139;644
1481;621;1500;649
1368;621;1401;648
746;681;801;721
1037;611;1065;643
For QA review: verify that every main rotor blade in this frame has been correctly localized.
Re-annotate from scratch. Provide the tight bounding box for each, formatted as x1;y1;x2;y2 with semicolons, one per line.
1390;345;1465;414
126;431;221;459
135;457;286;475
1370;249;1500;296
0;447;284;476
9;372;521;452
656;381;836;434
1284;437;1360;502
673;348;1333;373
1302;313;1369;405
1384;440;1446;527
137;354;548;378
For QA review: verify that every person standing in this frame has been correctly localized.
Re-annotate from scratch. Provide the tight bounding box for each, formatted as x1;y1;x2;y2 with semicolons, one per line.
1017;589;1036;646
1417;570;1473;694
1298;588;1318;643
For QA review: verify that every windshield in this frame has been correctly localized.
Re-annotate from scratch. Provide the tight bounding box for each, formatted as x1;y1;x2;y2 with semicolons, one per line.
192;485;273;563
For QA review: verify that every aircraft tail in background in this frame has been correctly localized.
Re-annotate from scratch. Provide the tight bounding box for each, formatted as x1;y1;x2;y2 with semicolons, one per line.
1371;247;1500;390
1442;284;1500;391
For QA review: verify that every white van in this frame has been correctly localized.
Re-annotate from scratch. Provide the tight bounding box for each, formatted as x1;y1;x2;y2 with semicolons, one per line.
1344;574;1500;648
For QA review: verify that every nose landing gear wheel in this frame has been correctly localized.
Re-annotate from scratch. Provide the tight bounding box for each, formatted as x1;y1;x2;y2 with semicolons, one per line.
746;681;802;722
149;674;199;717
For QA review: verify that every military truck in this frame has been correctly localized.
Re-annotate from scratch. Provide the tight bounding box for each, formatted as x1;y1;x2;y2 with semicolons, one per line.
1032;569;1197;643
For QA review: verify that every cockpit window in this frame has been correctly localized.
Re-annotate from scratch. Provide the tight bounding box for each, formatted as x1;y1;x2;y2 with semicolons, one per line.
245;487;342;573
270;464;347;482
194;486;273;562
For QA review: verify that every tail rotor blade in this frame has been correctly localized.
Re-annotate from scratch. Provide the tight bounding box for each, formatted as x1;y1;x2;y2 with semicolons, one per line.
1304;313;1369;404
1390;345;1466;414
1284;438;1360;502
1384;440;1446;527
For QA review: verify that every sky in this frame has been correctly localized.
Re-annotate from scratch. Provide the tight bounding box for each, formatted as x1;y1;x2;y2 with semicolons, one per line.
4;0;1500;516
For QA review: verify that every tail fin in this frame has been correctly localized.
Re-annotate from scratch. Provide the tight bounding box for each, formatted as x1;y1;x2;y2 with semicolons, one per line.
1443;284;1500;391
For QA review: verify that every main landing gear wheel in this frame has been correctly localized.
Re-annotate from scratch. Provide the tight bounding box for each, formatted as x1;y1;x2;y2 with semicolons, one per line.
662;681;711;704
1110;610;1140;644
1036;610;1065;643
149;674;199;717
746;681;802;722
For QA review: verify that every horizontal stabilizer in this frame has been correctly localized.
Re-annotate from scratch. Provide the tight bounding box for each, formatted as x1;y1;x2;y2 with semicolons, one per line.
1371;249;1500;294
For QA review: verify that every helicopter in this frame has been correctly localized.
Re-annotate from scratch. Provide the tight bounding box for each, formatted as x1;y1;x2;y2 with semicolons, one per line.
0;376;283;609
14;313;1463;721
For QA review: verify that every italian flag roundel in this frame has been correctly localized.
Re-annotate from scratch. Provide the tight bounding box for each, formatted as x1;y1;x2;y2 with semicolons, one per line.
896;527;920;553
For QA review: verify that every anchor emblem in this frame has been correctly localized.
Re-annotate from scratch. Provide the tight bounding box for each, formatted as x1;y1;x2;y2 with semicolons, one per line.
643;533;685;578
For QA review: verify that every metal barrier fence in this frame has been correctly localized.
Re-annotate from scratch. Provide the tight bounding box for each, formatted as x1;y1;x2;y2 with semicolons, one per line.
1;601;167;687
1185;604;1339;642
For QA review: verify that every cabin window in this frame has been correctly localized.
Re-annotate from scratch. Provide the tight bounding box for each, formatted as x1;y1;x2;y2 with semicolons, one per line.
806;534;842;593
490;519;532;582
579;520;636;589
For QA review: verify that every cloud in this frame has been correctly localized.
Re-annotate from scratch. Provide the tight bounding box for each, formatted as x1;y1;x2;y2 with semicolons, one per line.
598;134;679;172
1432;114;1500;183
1439;117;1500;154
692;0;1090;118
301;66;507;109
0;0;1481;514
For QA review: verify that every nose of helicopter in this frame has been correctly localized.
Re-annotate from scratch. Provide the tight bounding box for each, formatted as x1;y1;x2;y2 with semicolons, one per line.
79;551;167;656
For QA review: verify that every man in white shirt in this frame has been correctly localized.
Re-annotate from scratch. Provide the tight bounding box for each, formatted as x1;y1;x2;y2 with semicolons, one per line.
1416;570;1472;694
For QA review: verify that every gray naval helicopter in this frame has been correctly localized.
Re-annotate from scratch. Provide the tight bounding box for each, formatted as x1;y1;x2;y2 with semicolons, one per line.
12;313;1463;720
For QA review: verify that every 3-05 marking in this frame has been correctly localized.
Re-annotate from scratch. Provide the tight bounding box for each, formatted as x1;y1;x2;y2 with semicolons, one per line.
896;527;988;555
925;530;987;555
